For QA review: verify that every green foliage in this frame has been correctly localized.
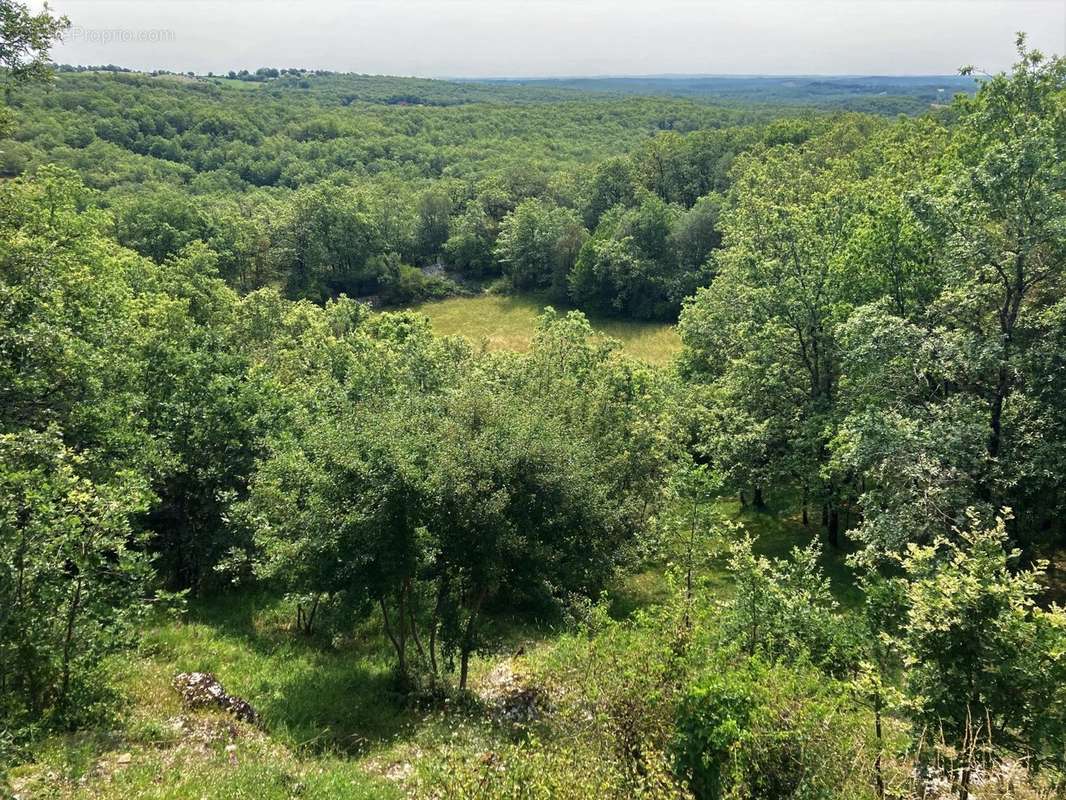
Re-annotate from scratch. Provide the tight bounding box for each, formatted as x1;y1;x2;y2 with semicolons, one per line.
670;192;723;274
524;594;700;798
1;68;796;318
374;254;461;305
680;40;1066;566
675;658;870;800
112;186;215;264
0;429;154;732
677;115;894;537
0;0;68;85
242;307;669;688
414;735;687;799
892;513;1066;763
0;166;242;734
722;531;858;676
444;202;498;277
2;28;1065;800
136;244;257;590
413;187;453;263
278;183;386;300
585;156;637;228
570;193;690;320
494;198;585;297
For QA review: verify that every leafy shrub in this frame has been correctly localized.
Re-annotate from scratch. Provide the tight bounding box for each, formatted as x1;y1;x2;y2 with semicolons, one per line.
892;514;1066;770
722;534;860;677
375;258;460;305
674;658;870;800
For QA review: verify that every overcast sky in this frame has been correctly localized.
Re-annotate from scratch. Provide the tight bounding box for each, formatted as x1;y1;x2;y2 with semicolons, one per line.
39;0;1066;77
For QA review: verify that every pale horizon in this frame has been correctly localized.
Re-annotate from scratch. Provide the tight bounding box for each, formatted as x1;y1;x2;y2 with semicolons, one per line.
38;0;1066;79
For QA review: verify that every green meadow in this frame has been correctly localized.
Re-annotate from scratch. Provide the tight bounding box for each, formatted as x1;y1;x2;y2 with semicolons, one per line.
412;293;682;365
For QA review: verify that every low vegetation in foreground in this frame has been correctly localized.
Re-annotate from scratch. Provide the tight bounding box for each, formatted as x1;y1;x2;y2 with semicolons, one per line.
7;500;1064;800
1;3;1066;798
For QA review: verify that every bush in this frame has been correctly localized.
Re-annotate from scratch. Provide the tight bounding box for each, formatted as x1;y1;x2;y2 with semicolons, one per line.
376;259;460;305
674;658;870;800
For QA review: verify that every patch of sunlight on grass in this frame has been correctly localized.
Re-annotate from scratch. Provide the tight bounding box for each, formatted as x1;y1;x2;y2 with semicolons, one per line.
711;493;863;609
410;292;681;365
610;493;863;620
119;593;424;760
12;594;408;799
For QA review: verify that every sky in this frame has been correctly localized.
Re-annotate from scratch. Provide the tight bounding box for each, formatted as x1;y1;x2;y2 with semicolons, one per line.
39;0;1066;78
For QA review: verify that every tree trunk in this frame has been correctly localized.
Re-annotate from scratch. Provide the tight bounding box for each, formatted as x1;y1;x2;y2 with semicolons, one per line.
406;580;428;666
429;582;445;677
397;586;407;675
307;597;321;640
59;575;83;706
874;692;885;800
959;766;972;800
801;485;809;527
380;597;406;678
988;364;1008;459
752;486;765;509
459;644;472;692
828;506;840;549
986;252;1025;465
458;589;488;691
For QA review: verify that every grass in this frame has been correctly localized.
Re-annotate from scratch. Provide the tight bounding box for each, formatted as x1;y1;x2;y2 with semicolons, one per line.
609;493;862;618
716;493;863;608
13;723;394;800
136;597;418;752
410;292;682;365
205;77;266;90
5;496;858;799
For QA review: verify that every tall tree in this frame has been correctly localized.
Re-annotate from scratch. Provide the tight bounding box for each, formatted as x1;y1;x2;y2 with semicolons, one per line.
0;0;68;84
837;39;1066;558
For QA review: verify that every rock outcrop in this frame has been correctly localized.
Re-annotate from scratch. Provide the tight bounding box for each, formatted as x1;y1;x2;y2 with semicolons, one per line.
172;672;259;724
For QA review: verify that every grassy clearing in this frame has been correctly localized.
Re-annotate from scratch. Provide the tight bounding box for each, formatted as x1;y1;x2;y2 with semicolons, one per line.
205;78;265;90
410;292;682;365
10;719;395;800
717;494;863;608
4;590;559;799
5;498;856;798
609;493;861;619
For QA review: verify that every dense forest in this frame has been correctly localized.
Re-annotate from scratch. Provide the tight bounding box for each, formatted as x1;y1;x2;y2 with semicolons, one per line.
478;74;979;114
2;54;954;320
1;2;1065;798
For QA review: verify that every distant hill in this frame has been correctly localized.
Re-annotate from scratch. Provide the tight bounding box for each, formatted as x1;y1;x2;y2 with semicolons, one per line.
467;73;979;113
53;63;978;114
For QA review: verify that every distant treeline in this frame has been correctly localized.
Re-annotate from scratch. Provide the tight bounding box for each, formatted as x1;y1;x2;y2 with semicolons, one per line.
477;73;980;114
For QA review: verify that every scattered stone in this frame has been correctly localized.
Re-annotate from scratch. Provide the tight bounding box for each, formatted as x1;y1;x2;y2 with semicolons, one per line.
172;672;260;725
384;762;413;782
477;659;548;723
116;752;132;765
